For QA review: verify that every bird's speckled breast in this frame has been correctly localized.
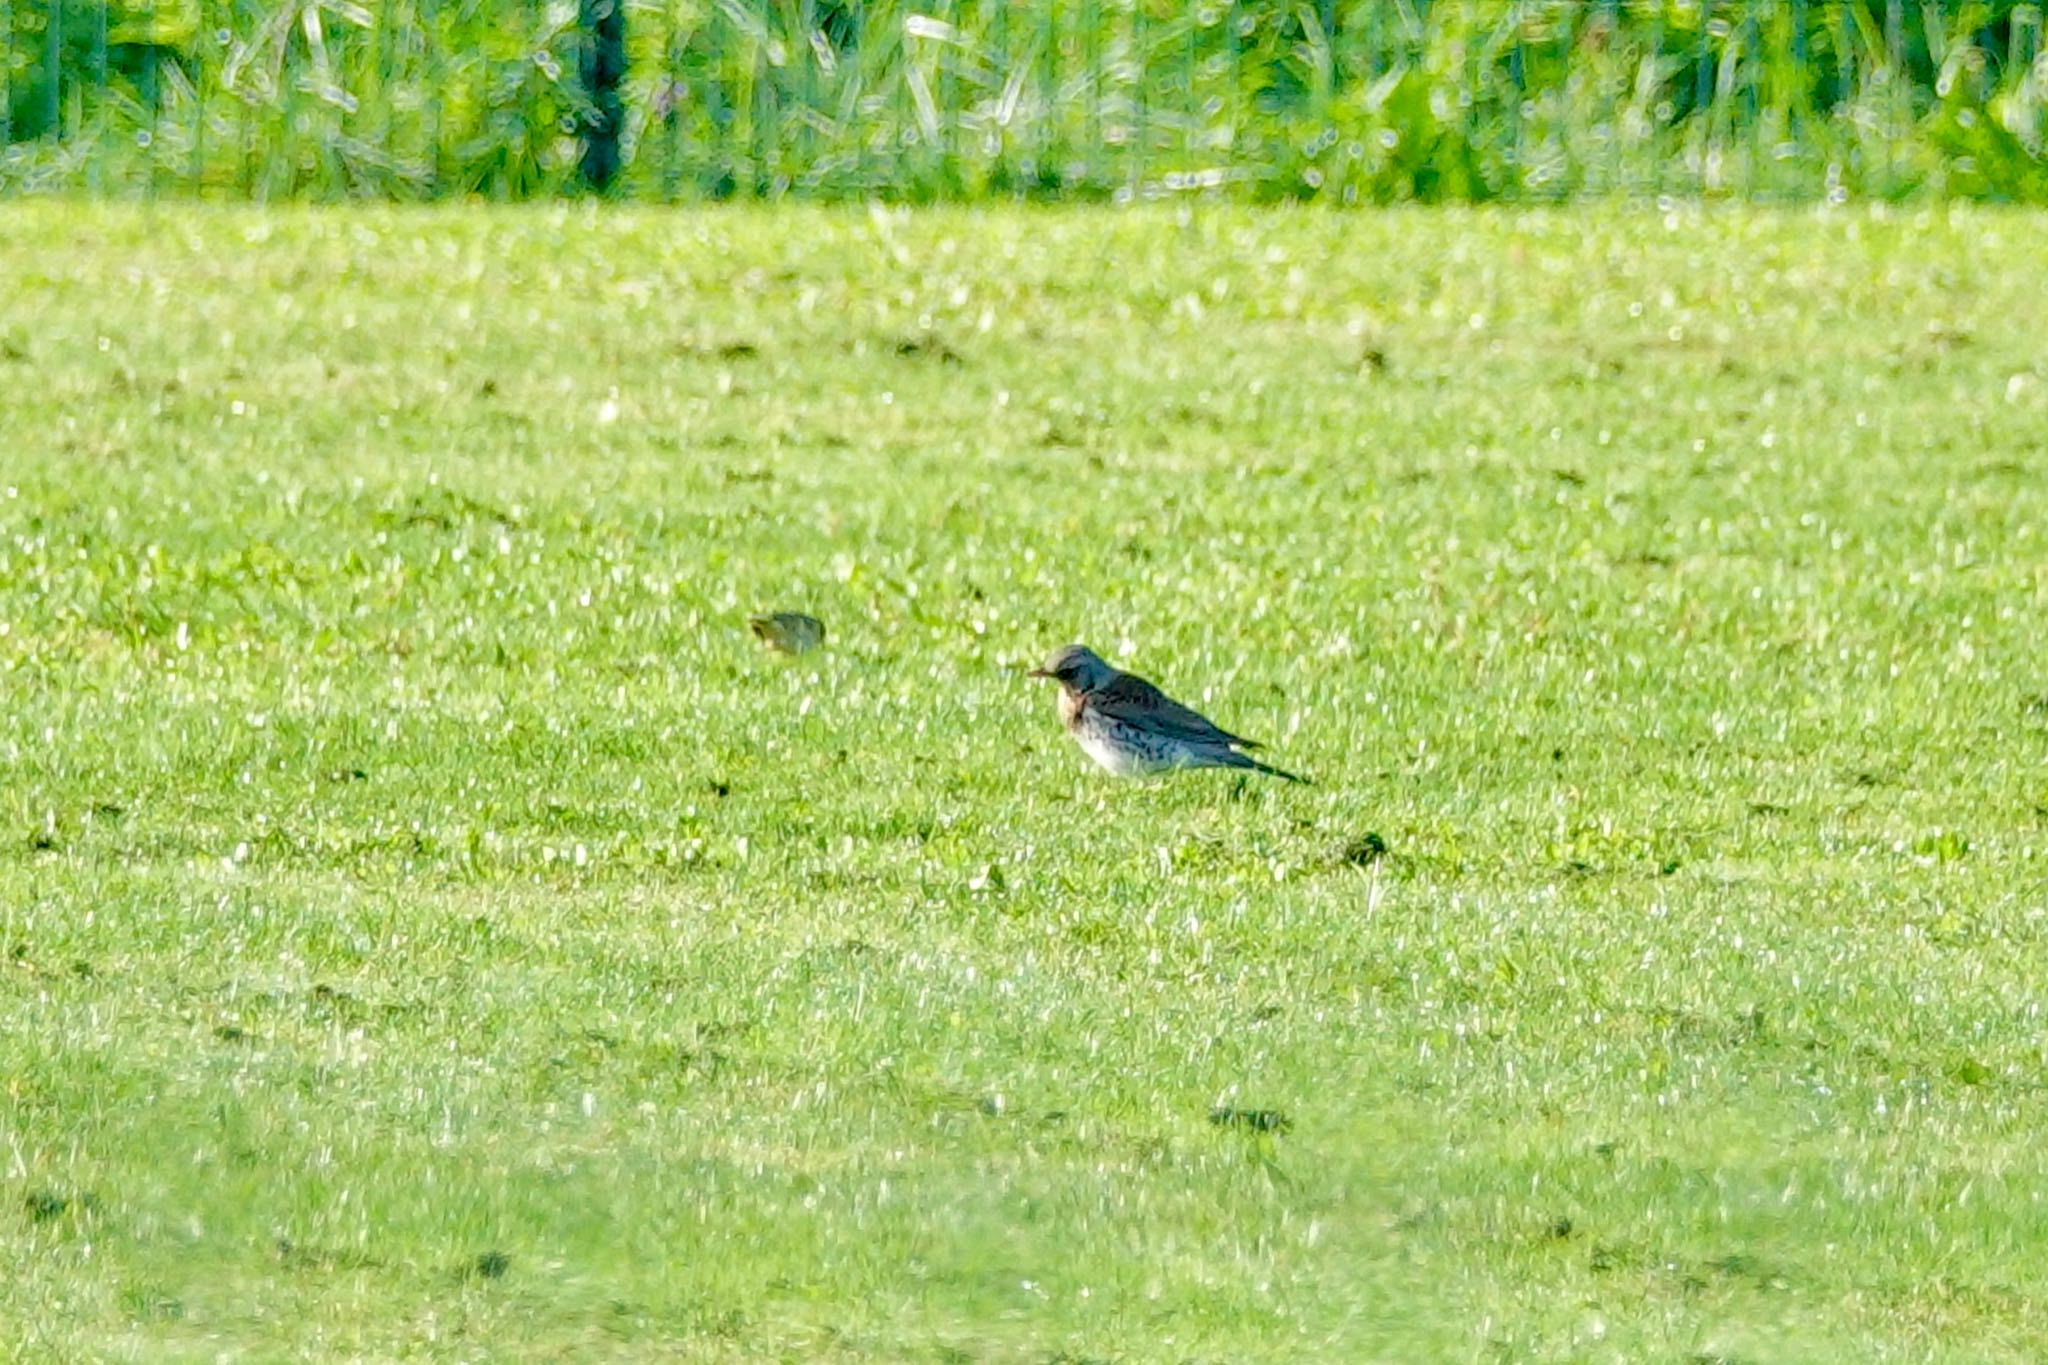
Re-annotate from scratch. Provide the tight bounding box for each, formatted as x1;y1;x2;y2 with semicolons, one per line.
1065;691;1181;776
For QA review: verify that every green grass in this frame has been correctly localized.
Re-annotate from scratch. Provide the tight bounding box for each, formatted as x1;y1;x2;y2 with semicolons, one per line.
4;201;2048;1360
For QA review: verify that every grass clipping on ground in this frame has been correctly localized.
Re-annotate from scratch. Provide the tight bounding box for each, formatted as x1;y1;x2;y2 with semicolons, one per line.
2;203;2046;1360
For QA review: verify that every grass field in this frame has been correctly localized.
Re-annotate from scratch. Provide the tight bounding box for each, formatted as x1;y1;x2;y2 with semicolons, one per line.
4;201;2048;1361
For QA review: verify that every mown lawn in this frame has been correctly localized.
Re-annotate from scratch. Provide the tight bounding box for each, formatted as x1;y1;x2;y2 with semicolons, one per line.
3;201;2048;1361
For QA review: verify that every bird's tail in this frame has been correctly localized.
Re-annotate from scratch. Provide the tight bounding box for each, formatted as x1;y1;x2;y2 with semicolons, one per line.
1224;748;1309;784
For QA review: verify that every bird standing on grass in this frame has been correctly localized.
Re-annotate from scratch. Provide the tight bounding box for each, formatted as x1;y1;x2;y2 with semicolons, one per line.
1028;644;1306;783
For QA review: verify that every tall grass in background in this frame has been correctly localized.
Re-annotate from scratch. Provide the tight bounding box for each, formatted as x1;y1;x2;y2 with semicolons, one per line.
2;1;2046;202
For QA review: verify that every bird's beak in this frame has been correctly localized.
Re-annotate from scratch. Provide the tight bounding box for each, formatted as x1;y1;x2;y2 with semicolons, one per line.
1026;667;1050;679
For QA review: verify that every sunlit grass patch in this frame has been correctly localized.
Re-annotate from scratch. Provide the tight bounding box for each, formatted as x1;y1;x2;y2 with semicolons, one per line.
2;201;2047;1359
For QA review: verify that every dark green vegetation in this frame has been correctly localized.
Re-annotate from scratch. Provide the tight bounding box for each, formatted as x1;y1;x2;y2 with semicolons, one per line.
5;203;2048;1358
4;1;2048;202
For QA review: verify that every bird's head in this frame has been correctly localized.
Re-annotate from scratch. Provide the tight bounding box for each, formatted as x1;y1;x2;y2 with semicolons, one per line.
1028;643;1115;692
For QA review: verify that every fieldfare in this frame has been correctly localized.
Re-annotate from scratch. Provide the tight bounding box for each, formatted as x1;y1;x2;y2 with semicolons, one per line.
1028;644;1305;782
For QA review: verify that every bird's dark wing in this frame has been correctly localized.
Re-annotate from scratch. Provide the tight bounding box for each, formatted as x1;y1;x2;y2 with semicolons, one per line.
1089;670;1263;750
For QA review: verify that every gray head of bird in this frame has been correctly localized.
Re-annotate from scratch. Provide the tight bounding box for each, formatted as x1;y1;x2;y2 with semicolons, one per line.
1028;643;1116;692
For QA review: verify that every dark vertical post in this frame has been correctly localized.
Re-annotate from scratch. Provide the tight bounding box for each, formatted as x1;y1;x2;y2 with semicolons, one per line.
1465;0;1482;194
751;7;771;196
2;0;15;149
579;0;626;191
662;14;681;201
1789;0;1808;197
142;0;159;194
1836;0;1852;109
1696;0;1713;105
1743;0;1760;198
1509;5;1527;185
44;0;60;140
1696;0;1714;114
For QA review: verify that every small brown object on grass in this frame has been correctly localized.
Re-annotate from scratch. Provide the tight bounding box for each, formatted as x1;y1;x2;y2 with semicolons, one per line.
750;612;826;655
